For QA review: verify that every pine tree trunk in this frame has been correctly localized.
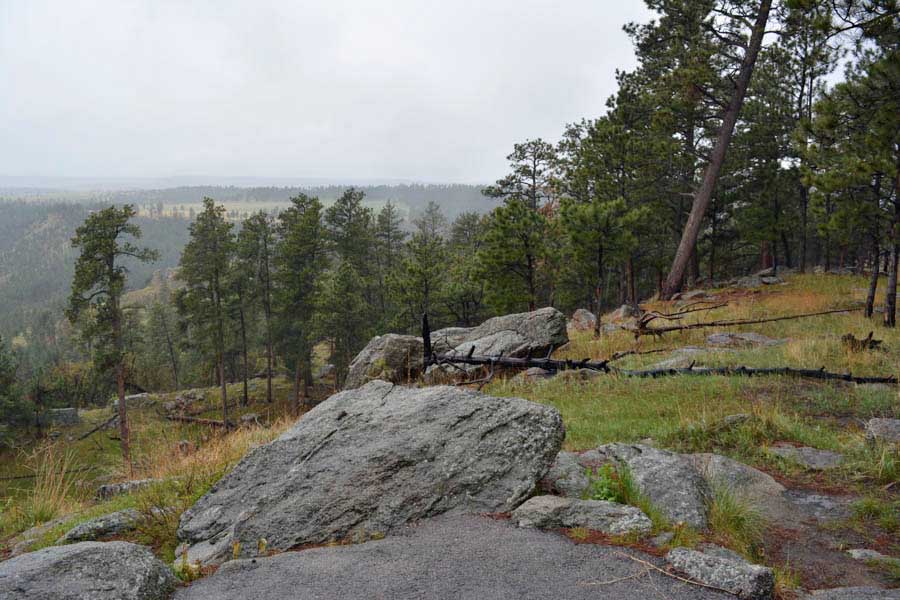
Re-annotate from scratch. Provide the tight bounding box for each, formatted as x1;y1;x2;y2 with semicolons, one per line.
866;244;880;318
160;312;179;391
111;294;132;475
661;0;772;299
293;365;302;413
884;242;898;328
239;302;249;407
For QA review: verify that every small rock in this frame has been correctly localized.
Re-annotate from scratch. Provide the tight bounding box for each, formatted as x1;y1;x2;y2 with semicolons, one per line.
768;444;843;470
759;276;783;285
512;495;652;535
568;308;597;332
57;509;142;544
240;413;260;425
609;304;643;322
865;418;900;444
177;439;196;455
96;478;160;500
0;541;176;600
649;531;674;547
163;401;177;412
721;413;752;427
667;547;774;600
517;367;554;381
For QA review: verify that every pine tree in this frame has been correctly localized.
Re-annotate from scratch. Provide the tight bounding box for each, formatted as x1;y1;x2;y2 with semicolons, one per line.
444;212;487;326
373;201;407;325
483;139;557;211
68;205;158;470
275;194;327;406
176;198;235;424
316;261;369;384
237;211;276;403
477;199;550;313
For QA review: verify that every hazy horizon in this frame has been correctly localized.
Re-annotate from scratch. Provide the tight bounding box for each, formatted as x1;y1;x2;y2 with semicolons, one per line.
1;1;651;184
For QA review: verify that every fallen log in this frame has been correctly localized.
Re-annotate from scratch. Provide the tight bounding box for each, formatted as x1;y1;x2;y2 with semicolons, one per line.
614;365;898;385
164;414;232;428
633;306;863;338
76;414;119;441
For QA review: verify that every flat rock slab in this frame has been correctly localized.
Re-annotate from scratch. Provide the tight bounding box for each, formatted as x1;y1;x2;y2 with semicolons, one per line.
57;509;141;544
706;332;785;348
96;478;160;500
176;381;564;566
512;495;652;535
174;515;730;600
866;418;900;444
0;541;176;600
801;587;900;599
768;444;843;470
667;547;774;600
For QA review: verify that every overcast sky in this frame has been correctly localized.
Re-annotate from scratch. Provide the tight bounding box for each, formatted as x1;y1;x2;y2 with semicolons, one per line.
0;1;653;184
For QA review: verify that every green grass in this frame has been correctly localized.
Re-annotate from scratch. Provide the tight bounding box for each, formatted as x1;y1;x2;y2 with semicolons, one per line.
706;484;765;560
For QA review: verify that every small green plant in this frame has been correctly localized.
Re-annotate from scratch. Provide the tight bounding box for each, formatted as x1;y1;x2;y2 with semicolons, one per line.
851;496;899;534
584;464;624;503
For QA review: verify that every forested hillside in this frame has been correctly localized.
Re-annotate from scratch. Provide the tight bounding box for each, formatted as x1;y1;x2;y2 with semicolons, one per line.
0;202;190;341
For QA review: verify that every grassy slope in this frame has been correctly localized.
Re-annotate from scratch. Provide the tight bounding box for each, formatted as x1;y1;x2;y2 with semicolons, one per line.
0;273;896;589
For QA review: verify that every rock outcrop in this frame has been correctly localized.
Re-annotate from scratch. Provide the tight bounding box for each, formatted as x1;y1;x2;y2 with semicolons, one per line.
345;308;569;388
542;444;786;530
0;541;176;600
173;514;731;600
57;509;142;544
511;495;652;535
433;307;568;360
176;381;564;567
344;334;424;389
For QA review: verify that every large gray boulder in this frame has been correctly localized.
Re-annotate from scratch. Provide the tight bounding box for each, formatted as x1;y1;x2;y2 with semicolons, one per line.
511;495;652;535
667;546;774;600
0;541;176;600
344;334;424;389
426;308;568;381
434;307;568;358
176;381;564;567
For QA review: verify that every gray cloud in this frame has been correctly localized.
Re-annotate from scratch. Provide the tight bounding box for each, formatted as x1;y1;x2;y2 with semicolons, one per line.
0;0;651;183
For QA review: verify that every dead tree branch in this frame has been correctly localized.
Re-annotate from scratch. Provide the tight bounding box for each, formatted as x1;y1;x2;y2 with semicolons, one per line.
633;307;862;338
614;364;897;385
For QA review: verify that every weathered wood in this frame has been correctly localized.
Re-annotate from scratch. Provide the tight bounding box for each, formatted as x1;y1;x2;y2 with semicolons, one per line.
164;414;232;428
615;365;898;385
633;306;862;338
